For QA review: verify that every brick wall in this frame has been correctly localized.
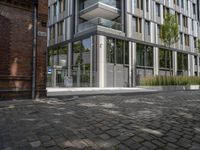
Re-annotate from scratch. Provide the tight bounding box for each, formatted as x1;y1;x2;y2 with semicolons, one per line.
0;1;47;100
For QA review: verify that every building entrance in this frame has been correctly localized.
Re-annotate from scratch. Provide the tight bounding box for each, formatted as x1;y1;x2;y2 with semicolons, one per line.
107;64;129;87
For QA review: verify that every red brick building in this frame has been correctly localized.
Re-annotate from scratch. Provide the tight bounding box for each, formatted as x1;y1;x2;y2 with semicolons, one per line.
0;0;48;100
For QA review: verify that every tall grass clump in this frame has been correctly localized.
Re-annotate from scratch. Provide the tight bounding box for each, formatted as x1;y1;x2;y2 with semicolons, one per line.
141;76;200;86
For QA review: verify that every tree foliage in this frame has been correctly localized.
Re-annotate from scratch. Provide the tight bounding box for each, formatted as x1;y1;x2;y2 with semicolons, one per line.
161;13;179;47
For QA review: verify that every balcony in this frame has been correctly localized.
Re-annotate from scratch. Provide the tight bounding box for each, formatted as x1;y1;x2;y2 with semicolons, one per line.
79;0;120;20
78;17;121;33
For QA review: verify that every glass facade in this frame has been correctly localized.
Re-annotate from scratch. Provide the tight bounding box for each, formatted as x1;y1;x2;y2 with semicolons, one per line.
72;37;97;87
136;44;153;85
136;44;153;67
159;48;173;76
107;37;129;65
47;46;68;87
159;49;173;69
177;52;188;75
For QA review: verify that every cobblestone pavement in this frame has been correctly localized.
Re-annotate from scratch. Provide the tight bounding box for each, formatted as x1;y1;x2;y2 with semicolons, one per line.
0;91;200;150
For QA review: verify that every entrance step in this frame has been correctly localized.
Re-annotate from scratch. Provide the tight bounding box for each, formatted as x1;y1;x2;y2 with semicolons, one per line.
47;88;158;97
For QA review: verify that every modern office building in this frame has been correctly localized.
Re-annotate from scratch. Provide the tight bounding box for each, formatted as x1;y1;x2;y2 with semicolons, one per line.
0;0;48;100
47;0;200;88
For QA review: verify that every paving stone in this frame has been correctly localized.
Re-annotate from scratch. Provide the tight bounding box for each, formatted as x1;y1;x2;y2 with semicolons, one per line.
132;136;145;142
177;139;192;148
107;130;119;137
99;134;110;140
30;141;41;148
138;147;149;150
123;139;142;149
152;140;165;147
142;141;157;150
117;144;131;150
116;135;130;141
43;140;56;148
40;136;51;142
164;137;178;143
57;140;72;148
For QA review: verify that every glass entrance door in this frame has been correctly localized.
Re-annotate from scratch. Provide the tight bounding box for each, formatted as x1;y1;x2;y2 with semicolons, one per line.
56;69;67;87
106;38;129;87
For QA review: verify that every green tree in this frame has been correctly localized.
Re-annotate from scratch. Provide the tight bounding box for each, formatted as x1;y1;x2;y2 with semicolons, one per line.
161;13;179;47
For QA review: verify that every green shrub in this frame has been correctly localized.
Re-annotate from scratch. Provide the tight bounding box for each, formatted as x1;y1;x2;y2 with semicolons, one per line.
141;76;200;86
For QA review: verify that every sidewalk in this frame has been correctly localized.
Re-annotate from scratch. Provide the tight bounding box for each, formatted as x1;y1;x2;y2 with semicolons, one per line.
47;87;158;97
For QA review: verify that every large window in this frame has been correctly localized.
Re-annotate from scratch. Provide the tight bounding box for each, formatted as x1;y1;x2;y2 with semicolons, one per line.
159;49;173;69
146;0;149;12
107;38;115;63
163;6;170;18
177;52;188;71
183;15;188;28
72;38;92;87
107;37;129;65
145;21;150;35
194;56;197;66
58;21;64;36
50;25;55;40
180;32;183;45
47;46;68;87
185;34;189;46
116;39;123;64
157;24;161;38
175;12;181;25
193;3;196;15
58;47;68;67
48;46;68;68
132;17;142;33
156;3;161;17
54;3;57;16
136;44;153;67
59;0;65;13
135;0;143;10
181;0;184;8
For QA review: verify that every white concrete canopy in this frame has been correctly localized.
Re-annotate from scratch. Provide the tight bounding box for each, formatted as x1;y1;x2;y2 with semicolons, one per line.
80;3;120;20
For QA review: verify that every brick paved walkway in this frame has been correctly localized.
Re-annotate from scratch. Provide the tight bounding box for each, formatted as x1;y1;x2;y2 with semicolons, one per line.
0;91;200;150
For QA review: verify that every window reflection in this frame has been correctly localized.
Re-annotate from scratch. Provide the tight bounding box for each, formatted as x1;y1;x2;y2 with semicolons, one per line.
107;37;129;65
136;44;153;67
159;48;173;69
47;46;68;87
72;38;92;87
177;52;188;76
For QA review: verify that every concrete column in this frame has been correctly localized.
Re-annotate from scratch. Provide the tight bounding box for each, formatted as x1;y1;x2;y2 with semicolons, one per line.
90;36;93;87
198;55;200;76
74;0;78;33
153;47;159;76
128;41;132;87
141;19;145;41
47;28;50;46
98;35;106;88
173;51;177;76
63;20;66;41
121;0;125;32
55;23;58;43
188;54;194;76
126;14;132;38
56;0;59;21
191;55;194;76
132;42;137;87
68;43;72;77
